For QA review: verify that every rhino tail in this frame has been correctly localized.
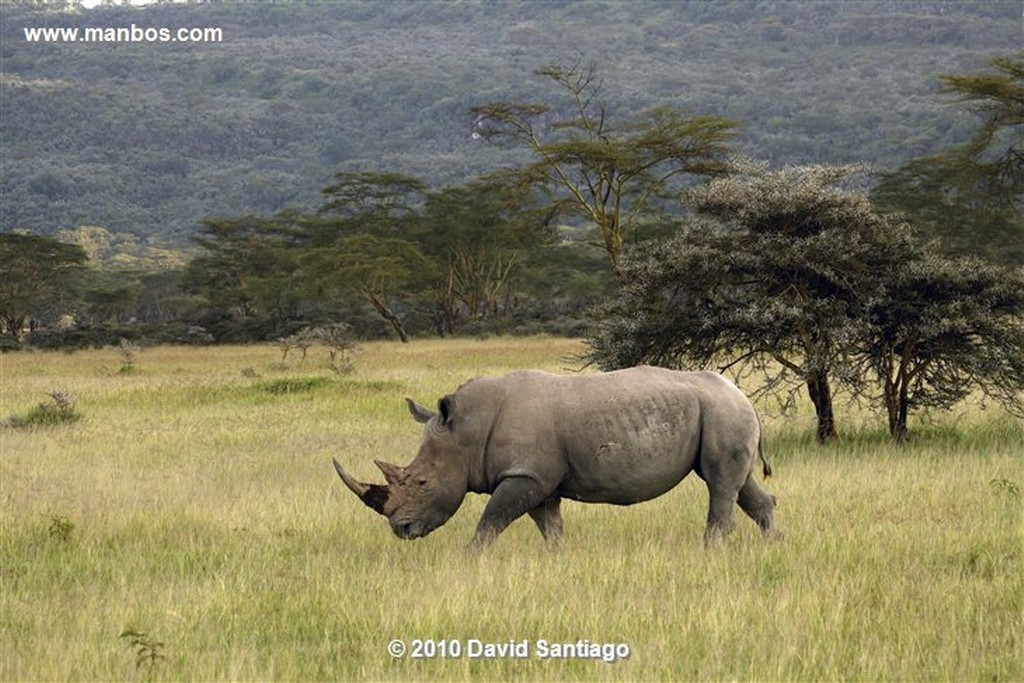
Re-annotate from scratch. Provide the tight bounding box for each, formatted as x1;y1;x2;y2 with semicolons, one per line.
760;442;772;479
757;415;772;479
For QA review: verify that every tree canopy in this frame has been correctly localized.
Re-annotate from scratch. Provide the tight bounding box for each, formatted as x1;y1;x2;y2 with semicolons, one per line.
855;253;1024;441
0;232;87;341
872;52;1024;265
175;171;597;343
473;61;737;277
589;163;904;442
587;160;1024;441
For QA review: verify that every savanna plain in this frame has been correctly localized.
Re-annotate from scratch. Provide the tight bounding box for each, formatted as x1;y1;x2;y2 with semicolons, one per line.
1;337;1020;681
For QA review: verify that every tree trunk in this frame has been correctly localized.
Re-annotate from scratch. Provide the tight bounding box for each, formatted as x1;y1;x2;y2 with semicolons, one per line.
1;313;26;339
434;265;460;337
366;292;410;344
884;382;900;438
891;379;910;443
892;400;909;442
883;346;915;442
806;370;838;443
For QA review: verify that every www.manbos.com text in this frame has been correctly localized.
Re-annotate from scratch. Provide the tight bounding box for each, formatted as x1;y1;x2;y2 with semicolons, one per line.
23;24;223;44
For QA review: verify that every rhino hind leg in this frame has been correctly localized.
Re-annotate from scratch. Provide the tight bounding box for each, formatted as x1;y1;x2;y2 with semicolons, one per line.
527;496;563;545
738;473;781;540
703;487;739;546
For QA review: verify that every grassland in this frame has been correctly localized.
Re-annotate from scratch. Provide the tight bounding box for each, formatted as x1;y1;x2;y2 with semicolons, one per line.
1;337;1021;681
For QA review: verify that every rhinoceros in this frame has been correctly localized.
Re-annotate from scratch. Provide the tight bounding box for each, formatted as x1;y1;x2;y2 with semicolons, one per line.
333;367;779;546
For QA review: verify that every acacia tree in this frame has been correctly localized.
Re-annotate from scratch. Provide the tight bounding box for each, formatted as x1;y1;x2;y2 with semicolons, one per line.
417;180;551;335
938;52;1023;207
0;233;87;341
856;253;1024;441
184;216;303;339
317;172;427;227
873;52;1023;265
588;164;910;443
300;172;433;342
472;61;737;279
299;234;435;343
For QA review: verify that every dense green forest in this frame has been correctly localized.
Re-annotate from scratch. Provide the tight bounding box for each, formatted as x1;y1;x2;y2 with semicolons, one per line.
1;1;1019;242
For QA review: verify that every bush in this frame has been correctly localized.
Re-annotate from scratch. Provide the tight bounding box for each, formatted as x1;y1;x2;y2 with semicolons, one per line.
276;323;358;373
2;391;81;428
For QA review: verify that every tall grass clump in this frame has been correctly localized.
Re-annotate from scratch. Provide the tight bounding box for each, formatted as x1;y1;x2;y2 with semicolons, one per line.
47;515;75;543
1;390;81;428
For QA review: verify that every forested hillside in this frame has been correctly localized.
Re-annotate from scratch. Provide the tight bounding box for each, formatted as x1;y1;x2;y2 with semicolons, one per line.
1;0;1018;243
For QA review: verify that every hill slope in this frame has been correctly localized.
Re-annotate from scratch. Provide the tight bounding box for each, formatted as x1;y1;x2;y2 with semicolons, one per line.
0;1;1018;242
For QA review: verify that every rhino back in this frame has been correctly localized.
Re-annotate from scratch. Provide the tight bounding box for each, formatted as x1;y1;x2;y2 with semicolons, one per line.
480;367;748;505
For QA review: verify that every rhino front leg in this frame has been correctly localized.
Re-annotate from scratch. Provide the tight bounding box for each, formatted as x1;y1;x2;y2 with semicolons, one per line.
471;476;551;547
527;496;563;546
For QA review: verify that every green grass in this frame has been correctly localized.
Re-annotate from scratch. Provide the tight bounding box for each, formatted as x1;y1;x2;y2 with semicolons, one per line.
1;337;1021;681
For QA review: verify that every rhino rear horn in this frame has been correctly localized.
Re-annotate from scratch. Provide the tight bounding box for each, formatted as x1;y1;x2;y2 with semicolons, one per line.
374;460;406;487
332;458;389;515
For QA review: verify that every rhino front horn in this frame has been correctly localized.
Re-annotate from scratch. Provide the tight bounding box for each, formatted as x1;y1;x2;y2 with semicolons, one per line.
332;458;389;515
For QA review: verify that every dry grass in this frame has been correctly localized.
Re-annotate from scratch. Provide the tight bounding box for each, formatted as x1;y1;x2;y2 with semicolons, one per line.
1;337;1021;681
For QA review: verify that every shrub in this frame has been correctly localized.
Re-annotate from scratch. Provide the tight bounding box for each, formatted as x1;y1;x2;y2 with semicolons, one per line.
117;338;141;373
276;323;357;373
2;390;82;428
48;515;75;543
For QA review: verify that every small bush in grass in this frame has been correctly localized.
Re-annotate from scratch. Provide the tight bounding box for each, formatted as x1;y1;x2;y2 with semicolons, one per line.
119;628;165;680
277;333;313;363
117;338;141;373
255;376;333;395
275;323;357;373
989;478;1021;498
312;323;357;374
2;390;81;428
48;515;75;543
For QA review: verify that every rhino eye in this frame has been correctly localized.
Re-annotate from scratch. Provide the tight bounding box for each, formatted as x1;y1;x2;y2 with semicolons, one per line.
417;478;428;486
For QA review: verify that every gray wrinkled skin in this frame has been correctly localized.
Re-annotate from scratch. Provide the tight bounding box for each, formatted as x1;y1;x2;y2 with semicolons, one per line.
333;367;779;547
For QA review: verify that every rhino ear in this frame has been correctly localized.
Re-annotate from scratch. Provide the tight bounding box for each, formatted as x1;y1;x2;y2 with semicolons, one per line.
375;460;405;486
406;397;435;424
438;395;455;427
